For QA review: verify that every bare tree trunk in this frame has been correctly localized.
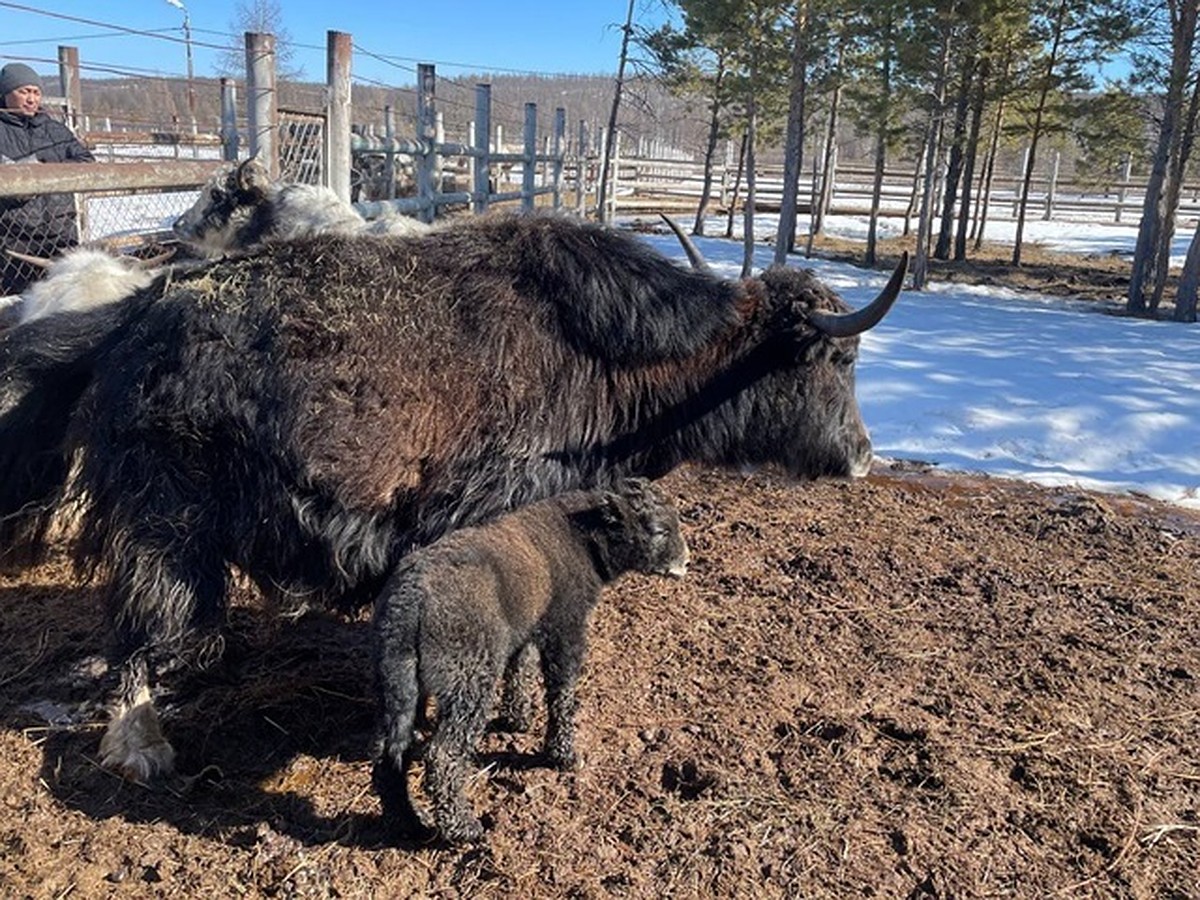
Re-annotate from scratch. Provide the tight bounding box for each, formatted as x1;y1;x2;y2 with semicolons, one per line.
912;20;952;290
935;51;976;260
973;88;1006;248
596;0;635;223
955;55;988;260
866;17;894;268
1013;0;1068;266
774;1;809;264
1175;217;1200;321
811;42;845;240
742;100;758;279
693;62;727;236
726;132;747;239
1151;34;1200;312
903;155;922;237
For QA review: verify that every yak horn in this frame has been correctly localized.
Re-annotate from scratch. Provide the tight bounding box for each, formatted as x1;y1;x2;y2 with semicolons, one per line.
4;249;53;269
660;214;712;275
806;251;908;338
136;247;177;269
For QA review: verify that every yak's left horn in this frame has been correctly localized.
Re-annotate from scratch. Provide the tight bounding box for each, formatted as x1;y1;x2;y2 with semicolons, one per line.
136;247;177;269
660;214;712;275
807;251;908;338
4;249;53;269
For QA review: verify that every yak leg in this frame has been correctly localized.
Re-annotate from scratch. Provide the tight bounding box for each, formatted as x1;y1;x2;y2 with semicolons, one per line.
98;653;175;781
423;679;493;843
537;619;588;771
99;535;228;782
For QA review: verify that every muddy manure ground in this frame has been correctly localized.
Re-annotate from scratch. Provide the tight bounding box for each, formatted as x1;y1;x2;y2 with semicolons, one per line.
0;462;1197;898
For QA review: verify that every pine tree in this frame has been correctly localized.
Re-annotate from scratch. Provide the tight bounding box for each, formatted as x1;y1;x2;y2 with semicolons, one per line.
1010;0;1137;266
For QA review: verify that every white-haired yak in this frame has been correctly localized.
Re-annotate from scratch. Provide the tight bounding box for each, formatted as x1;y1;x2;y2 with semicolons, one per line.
0;211;905;783
172;155;428;257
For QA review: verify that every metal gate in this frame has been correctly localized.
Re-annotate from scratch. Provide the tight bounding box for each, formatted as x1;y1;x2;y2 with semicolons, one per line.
279;108;324;186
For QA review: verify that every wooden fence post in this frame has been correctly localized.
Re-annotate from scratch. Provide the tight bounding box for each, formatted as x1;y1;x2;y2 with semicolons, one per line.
1012;145;1029;218
416;63;437;223
607;130;621;222
473;83;491;214
1043;150;1059;221
57;46;82;131
384;105;397;200
552;107;565;210
220;78;239;161
435;110;445;192
325;31;352;202
522;102;537;212
1115;153;1132;223
245;31;279;178
576;119;588;214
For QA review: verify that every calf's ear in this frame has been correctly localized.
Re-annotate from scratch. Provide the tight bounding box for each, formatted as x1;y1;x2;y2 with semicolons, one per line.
598;492;627;526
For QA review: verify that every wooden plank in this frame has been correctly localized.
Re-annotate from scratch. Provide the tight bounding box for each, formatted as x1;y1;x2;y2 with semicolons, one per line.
0;160;225;197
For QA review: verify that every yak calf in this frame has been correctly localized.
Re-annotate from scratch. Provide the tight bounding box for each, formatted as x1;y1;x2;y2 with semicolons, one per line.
373;478;689;843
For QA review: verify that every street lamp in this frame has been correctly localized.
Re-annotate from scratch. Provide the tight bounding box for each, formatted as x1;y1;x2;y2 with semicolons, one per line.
165;0;196;133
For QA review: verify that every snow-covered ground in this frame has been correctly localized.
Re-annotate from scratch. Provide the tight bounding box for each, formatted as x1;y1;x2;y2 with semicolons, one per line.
637;214;1200;510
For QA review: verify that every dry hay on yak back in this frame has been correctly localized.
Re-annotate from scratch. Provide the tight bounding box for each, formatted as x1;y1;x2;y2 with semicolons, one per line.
0;209;905;786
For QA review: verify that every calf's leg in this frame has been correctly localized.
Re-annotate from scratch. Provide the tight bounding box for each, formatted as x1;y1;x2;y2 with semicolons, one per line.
423;676;493;843
536;618;588;771
373;580;431;838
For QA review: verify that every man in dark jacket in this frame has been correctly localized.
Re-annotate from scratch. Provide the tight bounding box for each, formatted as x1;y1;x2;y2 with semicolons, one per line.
0;62;95;295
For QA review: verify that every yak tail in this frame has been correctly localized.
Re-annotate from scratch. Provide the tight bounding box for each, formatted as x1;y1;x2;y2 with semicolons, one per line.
371;567;427;835
0;292;155;569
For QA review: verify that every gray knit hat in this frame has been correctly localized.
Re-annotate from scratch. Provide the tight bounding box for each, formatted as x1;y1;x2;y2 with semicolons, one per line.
0;63;43;96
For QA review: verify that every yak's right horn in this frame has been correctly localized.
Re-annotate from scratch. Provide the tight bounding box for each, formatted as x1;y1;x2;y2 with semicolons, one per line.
806;251;908;338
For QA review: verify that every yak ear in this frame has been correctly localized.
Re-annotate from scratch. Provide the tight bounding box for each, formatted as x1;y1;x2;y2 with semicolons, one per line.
235;154;271;194
598;491;627;526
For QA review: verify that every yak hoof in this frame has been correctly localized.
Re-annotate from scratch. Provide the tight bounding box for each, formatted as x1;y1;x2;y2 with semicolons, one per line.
98;700;177;782
438;815;485;845
544;747;579;772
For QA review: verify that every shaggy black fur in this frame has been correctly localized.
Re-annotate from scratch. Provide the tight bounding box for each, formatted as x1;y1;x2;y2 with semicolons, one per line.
0;210;892;778
372;478;688;843
0;289;158;567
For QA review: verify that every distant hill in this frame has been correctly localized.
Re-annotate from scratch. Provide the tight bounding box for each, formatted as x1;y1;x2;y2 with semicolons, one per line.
69;71;710;160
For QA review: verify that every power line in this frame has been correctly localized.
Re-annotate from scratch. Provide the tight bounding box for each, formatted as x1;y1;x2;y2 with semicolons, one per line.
0;1;228;52
0;28;179;47
351;41;603;80
4;2;613;88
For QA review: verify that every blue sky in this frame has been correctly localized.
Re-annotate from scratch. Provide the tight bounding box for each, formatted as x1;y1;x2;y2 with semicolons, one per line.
1;1;670;85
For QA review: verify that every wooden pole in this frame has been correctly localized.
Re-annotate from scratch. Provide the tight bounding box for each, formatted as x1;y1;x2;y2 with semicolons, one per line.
473;83;491;214
245;32;278;178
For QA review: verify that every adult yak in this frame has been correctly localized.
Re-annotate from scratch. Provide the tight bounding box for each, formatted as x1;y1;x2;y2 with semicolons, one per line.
0;211;905;782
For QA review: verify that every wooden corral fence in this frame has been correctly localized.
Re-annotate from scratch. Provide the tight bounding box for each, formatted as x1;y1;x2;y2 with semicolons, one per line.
4;33;1189;250
605;149;1198;229
1;33;573;245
